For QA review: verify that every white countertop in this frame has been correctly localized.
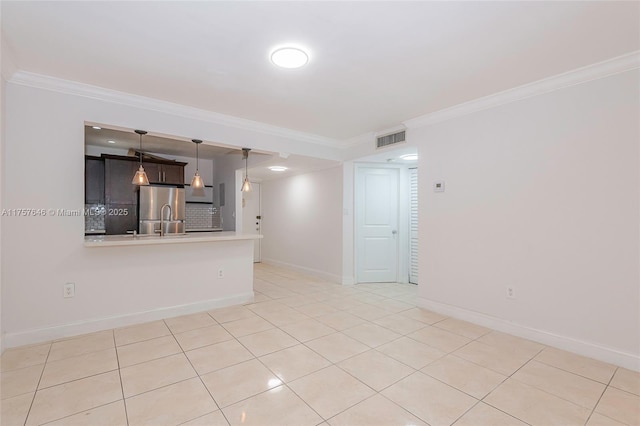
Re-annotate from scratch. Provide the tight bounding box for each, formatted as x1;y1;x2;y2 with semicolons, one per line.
84;232;261;247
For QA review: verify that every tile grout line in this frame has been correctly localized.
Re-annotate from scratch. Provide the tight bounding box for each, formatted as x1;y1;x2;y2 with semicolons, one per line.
583;366;617;425
477;346;553;425
227;280;411;423
201;304;327;423
26;331;125;425
38;331;126;426
14;266;627;426
502;351;614;415
255;272;466;421
533;356;617;385
112;329;130;426
163;316;230;426
21;342;52;426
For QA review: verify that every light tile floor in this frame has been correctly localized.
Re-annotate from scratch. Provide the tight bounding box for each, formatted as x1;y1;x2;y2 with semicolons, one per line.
1;263;639;426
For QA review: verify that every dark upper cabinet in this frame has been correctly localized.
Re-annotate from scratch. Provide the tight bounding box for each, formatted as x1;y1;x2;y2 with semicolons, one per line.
162;163;184;184
105;158;139;204
142;162;162;184
85;156;105;204
143;161;184;184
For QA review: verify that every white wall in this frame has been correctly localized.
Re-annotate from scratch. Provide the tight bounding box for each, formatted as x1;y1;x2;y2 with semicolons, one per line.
213;154;244;231
178;154;214;187
0;78;5;354
261;167;343;282
342;161;355;285
416;70;639;369
0;79;339;348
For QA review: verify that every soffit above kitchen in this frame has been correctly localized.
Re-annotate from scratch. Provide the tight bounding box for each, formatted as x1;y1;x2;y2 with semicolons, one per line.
84;125;340;182
2;2;638;140
84;126;236;160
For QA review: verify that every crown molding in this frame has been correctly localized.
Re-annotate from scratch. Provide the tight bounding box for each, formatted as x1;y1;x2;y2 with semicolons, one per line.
8;71;341;148
343;51;639;151
8;51;639;152
341;132;374;149
402;50;640;130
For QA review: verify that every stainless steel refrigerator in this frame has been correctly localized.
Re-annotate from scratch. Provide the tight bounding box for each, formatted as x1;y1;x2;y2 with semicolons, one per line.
138;186;185;235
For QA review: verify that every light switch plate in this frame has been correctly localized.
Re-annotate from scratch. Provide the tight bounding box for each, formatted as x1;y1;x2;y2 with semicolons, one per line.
433;180;445;192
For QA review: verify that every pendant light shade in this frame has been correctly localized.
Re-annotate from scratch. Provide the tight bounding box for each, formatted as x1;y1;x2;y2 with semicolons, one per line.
241;177;252;192
191;139;204;189
132;130;150;185
241;148;251;192
191;172;204;189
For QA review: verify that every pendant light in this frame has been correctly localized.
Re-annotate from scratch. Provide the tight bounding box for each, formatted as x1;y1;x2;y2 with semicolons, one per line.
241;148;252;192
132;130;150;185
190;139;204;189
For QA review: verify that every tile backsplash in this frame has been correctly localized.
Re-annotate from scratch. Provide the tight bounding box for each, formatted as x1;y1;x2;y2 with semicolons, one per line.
185;204;221;229
85;203;221;233
85;204;106;231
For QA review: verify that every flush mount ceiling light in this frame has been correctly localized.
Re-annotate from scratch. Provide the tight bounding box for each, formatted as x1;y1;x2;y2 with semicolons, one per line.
107;140;116;144
400;154;418;161
268;166;288;172
270;47;309;69
131;130;150;186
92;126;101;130
191;139;204;189
241;148;252;192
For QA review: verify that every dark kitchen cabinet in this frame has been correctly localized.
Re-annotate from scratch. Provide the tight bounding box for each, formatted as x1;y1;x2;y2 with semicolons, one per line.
143;161;185;184
98;154;186;234
85;156;105;204
142;162;162;184
105;158;139;204
162;163;184;184
104;203;138;235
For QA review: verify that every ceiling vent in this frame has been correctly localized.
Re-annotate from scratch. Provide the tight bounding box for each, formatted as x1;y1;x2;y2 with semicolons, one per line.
376;130;406;149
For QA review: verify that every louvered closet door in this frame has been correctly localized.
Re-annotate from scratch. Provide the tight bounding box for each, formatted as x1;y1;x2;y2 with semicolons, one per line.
409;168;419;284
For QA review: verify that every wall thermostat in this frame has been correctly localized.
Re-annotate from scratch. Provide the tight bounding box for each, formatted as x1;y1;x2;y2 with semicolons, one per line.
433;180;445;192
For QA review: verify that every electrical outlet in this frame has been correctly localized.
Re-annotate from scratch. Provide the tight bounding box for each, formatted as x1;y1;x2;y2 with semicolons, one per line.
64;283;75;298
217;269;224;279
506;287;515;299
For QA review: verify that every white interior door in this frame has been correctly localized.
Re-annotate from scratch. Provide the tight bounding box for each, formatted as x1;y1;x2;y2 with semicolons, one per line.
356;167;399;282
409;168;418;284
242;182;261;262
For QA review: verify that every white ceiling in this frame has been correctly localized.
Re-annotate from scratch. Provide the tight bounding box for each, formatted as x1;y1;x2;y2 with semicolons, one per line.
2;2;638;140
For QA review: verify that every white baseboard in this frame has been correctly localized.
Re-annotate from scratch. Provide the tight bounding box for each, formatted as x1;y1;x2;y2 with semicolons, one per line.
261;258;342;283
3;292;254;350
418;297;640;372
342;276;355;286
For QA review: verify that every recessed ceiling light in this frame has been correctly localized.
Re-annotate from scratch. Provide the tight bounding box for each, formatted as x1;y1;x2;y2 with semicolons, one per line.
400;154;418;161
268;166;288;172
107;140;116;144
92;126;101;130
270;47;309;69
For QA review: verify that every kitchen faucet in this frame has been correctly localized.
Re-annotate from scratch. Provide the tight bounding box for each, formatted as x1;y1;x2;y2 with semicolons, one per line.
160;203;172;237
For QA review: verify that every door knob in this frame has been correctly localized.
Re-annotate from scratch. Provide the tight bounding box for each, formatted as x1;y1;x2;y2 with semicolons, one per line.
392;230;397;235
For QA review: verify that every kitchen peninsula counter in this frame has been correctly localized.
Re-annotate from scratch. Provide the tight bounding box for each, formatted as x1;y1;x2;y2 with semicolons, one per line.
84;232;261;247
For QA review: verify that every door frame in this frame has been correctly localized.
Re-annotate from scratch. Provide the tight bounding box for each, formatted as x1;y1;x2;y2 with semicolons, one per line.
235;169;262;262
354;163;410;284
